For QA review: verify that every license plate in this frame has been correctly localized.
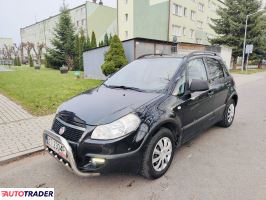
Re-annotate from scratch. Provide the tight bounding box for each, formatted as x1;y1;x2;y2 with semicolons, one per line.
46;136;67;159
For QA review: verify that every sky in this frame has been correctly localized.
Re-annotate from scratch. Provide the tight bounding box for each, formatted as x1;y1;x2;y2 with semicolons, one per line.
0;0;265;44
0;0;117;43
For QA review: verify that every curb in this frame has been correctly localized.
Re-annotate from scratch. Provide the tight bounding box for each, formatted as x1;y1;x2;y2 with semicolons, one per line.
0;146;44;166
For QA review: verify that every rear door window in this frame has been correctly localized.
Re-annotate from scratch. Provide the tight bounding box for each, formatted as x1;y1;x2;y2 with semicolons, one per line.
205;58;225;82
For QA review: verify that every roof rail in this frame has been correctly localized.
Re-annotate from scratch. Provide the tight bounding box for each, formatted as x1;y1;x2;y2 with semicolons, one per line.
186;51;218;59
137;53;169;59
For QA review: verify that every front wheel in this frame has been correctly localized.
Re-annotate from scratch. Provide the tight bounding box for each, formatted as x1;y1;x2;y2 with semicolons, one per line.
140;128;175;179
218;99;235;128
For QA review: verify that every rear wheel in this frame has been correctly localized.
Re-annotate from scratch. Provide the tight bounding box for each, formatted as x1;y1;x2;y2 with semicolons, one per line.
218;99;235;128
140;128;174;179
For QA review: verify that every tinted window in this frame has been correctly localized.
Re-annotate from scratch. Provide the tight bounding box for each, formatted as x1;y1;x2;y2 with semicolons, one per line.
187;58;208;85
205;58;224;82
104;58;182;92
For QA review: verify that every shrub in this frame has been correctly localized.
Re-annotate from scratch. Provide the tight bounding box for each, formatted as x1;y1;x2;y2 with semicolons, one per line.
14;58;17;66
91;31;97;48
101;35;128;76
29;55;34;67
17;57;21;66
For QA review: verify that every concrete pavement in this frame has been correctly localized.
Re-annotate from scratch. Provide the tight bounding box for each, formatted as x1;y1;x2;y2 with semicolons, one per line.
0;94;54;163
0;72;266;200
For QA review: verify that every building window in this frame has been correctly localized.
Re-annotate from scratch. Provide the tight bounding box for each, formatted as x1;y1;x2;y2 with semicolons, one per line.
183;27;186;36
191;10;196;21
125;0;128;4
190;29;195;38
76;21;79;26
125;14;128;22
198;3;204;12
125;31;128;39
172;25;182;37
183;7;188;17
197;21;203;29
173;4;183;17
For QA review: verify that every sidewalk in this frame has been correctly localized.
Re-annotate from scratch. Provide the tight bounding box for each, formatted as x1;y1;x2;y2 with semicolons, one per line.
0;94;54;164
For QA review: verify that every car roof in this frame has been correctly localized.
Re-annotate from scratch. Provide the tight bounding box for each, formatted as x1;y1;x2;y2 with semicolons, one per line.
138;51;222;60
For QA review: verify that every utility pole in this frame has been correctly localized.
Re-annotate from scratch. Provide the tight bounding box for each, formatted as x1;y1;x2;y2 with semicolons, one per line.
241;9;264;71
241;15;248;71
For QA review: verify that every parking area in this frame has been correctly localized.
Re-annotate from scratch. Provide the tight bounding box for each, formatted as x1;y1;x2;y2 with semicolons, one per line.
0;72;266;200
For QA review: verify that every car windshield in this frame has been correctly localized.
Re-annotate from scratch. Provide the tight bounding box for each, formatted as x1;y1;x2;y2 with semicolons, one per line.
104;58;182;92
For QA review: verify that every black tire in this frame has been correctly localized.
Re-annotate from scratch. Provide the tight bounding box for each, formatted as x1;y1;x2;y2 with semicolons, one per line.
140;128;175;179
218;99;235;128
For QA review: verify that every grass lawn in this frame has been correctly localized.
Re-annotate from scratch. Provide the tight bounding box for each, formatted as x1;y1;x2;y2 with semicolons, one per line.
0;66;102;116
230;68;266;75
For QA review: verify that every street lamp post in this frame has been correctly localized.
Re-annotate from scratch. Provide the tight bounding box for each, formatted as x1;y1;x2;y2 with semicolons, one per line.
241;10;264;71
241;15;249;71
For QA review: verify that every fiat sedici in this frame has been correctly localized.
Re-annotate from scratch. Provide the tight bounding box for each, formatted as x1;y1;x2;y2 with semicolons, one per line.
43;52;238;179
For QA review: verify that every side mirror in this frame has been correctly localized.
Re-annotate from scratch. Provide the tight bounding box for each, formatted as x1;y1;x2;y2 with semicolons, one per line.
190;79;209;92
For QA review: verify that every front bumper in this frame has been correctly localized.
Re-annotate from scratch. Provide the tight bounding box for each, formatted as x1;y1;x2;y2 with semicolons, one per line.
43;129;141;176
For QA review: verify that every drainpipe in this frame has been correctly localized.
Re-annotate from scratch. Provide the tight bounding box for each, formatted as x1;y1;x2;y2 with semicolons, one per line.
167;0;171;42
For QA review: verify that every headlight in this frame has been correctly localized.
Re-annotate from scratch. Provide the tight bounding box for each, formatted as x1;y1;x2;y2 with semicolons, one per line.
91;113;141;140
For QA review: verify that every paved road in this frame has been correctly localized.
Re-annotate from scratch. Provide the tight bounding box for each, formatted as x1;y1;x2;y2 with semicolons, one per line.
0;72;266;200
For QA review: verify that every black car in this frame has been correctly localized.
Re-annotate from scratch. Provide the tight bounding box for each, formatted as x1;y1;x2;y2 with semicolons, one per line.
43;52;238;179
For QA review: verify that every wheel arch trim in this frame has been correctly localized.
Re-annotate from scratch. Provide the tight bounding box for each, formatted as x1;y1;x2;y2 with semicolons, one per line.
142;118;182;147
228;92;238;106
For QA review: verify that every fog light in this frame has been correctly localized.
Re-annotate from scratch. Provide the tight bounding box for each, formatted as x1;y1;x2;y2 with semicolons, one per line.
91;158;105;165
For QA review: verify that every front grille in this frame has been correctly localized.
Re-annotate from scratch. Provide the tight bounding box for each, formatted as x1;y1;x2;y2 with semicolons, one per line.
58;111;86;128
52;118;84;142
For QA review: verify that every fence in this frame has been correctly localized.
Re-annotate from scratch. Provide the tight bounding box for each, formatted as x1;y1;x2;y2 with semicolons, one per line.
0;60;13;65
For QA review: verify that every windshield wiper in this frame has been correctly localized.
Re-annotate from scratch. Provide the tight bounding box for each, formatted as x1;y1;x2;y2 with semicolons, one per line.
104;84;144;92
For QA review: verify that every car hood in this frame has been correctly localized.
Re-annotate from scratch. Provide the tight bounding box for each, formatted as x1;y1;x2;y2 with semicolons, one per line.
58;85;163;126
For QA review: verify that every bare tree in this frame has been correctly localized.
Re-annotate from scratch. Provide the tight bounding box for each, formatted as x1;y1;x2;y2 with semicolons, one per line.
25;42;34;63
20;42;27;63
4;45;12;60
12;44;20;58
32;43;45;64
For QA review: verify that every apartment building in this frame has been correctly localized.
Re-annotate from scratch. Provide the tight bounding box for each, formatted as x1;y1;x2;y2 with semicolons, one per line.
20;1;117;49
118;0;224;45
